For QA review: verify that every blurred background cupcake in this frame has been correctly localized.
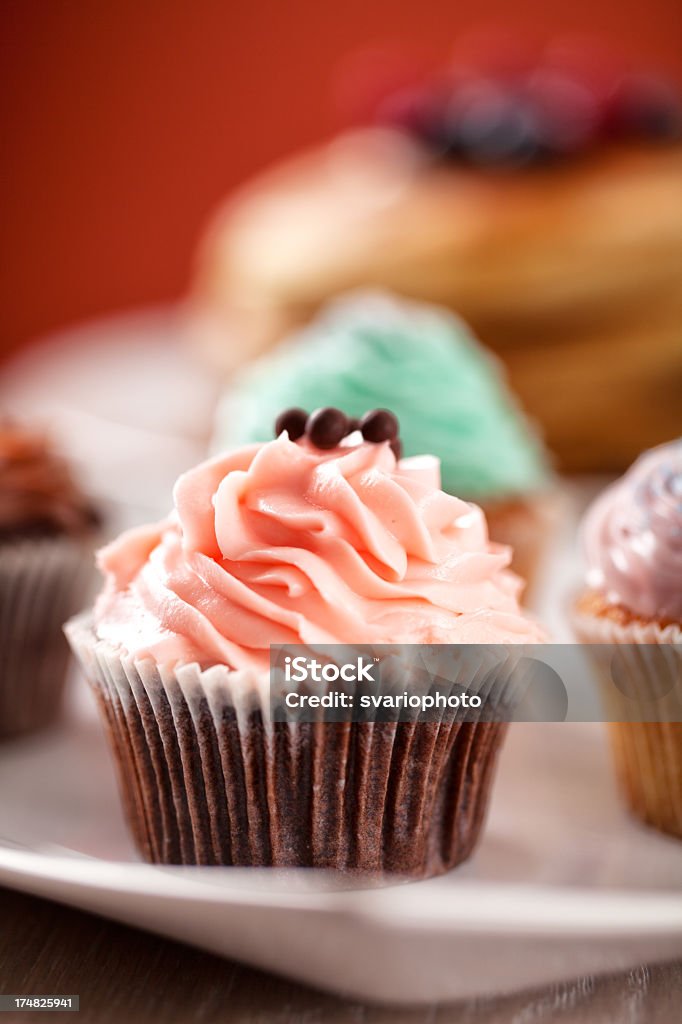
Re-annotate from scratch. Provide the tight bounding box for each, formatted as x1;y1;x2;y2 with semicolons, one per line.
573;439;682;838
193;35;682;472
0;422;99;737
214;291;556;595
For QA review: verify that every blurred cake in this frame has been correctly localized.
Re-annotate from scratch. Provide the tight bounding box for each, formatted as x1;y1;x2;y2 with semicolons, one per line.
193;41;682;471
213;291;556;593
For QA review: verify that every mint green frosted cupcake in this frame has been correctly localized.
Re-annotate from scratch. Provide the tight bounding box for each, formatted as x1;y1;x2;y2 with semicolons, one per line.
213;292;556;592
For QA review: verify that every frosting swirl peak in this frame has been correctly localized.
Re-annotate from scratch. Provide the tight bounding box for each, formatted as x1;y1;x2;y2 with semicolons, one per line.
95;435;543;670
583;439;682;620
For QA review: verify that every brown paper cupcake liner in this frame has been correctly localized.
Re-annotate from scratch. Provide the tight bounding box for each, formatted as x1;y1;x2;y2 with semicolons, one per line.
608;721;682;839
0;536;95;737
573;606;682;839
67;614;509;876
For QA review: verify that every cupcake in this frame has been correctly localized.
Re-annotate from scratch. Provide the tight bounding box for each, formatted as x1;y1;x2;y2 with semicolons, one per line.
67;413;544;874
193;42;682;471
0;422;98;737
213;292;556;596
573;439;682;838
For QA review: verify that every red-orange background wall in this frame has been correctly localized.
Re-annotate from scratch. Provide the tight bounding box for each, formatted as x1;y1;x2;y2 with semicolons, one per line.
3;0;681;358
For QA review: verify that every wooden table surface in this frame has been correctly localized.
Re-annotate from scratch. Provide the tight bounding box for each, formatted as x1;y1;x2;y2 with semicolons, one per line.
1;887;680;1024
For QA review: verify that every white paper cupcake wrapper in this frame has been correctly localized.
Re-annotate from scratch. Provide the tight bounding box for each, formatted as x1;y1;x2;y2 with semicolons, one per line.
0;536;95;737
66;613;509;875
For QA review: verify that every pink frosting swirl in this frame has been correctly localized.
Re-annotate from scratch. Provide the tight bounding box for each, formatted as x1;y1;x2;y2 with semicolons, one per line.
583;439;682;620
94;436;544;670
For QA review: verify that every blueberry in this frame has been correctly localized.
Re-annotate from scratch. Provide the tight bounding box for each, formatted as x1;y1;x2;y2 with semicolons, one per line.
610;73;682;141
437;84;544;167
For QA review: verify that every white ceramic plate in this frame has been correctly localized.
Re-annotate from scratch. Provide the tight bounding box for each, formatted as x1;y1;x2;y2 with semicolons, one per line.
2;682;682;1006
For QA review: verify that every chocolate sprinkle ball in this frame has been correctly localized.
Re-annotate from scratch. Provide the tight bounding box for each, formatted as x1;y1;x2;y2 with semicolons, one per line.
275;407;308;441
306;407;348;449
274;407;402;457
360;409;399;443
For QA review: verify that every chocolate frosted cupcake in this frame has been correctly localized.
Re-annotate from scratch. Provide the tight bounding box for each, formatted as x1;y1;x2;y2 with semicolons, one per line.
214;292;556;596
0;423;98;736
573;439;682;838
67;415;544;874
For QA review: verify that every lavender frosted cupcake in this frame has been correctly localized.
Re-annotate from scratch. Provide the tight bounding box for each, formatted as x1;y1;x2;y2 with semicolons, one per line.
573;439;682;838
67;411;544;874
0;423;98;737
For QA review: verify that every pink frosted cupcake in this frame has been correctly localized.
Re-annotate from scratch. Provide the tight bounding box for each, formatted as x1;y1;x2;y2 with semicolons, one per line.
67;408;544;874
573;439;682;838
